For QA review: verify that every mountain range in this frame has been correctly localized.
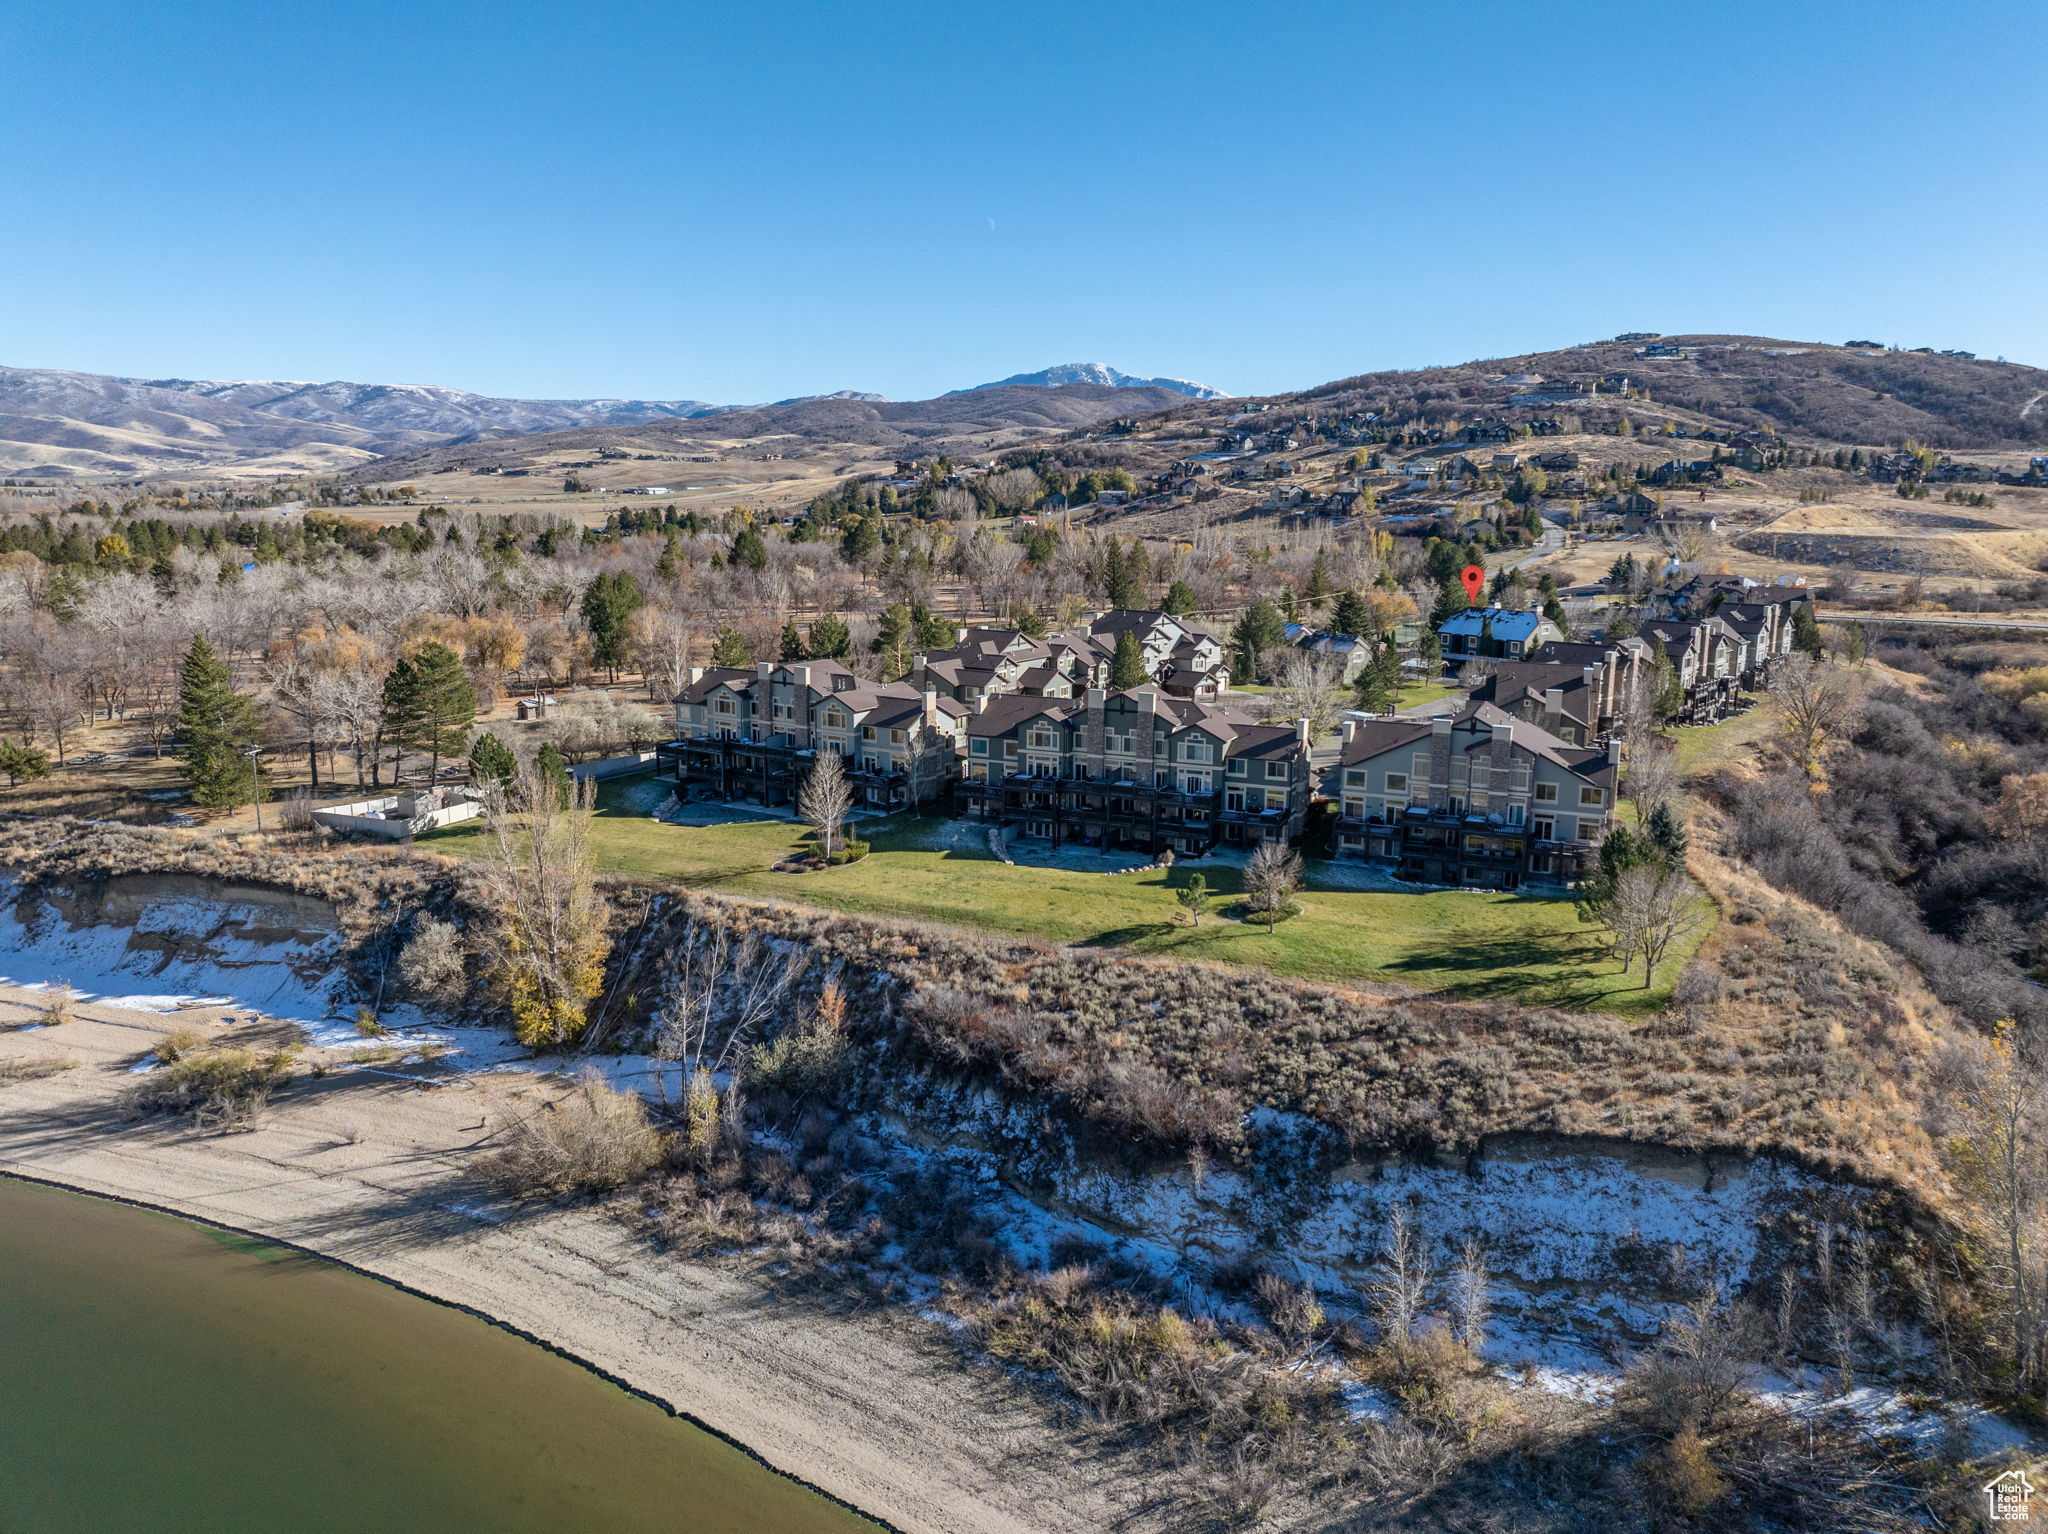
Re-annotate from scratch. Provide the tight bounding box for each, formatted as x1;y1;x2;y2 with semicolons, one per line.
0;363;1215;479
946;364;1225;399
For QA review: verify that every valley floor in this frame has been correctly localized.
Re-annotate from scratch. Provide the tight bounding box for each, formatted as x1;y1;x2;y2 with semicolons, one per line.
0;989;1170;1534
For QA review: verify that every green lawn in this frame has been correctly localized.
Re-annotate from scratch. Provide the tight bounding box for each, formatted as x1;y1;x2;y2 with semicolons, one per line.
1397;679;1457;711
1673;708;1773;775
423;780;1697;1016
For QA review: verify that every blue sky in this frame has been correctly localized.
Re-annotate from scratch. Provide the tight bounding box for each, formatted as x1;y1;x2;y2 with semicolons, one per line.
2;0;2044;402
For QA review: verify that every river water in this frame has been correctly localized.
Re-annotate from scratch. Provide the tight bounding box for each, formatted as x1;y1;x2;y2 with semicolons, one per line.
0;1176;875;1534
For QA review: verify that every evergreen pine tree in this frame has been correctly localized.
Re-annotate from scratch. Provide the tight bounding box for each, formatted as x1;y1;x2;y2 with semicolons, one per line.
580;571;645;679
780;619;808;662
1162;580;1198;617
1331;589;1370;637
912;601;953;650
730;523;770;572
534;741;573;809
873;601;912;678
1645;802;1689;863
1791;604;1823;658
1352;645;1403;713
1230;600;1288;683
468;730;518;789
807;613;851;659
710;628;752;668
382;642;477;782
1305;551;1333;603
655;533;683;582
1110;629;1151;689
840;513;880;563
176;634;266;808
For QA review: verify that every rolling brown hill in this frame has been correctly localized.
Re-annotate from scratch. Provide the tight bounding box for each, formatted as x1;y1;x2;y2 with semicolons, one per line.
1151;335;2048;451
353;383;1190;481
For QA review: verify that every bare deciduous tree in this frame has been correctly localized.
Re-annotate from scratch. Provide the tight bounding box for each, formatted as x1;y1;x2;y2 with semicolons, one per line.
799;748;853;857
1771;654;1861;793
1606;861;1710;985
1242;839;1302;932
1267;650;1347;739
1367;1206;1432;1344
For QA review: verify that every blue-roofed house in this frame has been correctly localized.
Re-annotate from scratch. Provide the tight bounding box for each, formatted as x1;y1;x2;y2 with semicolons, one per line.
1437;606;1565;674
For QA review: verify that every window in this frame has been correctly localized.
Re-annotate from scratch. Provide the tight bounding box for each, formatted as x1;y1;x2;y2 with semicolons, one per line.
1448;795;1466;815
1229;760;1246;776
1384;773;1407;793
714;698;736;715
1029;729;1056;750
1534;782;1557;802
1506;803;1525;825
1267;789;1289;810
1578;786;1605;806
1533;816;1555;840
861;726;876;740
970;738;988;755
891;728;905;744
1183;740;1211;763
1265;760;1289;780
1183;773;1209;794
1576;820;1598;841
1344;769;1365;787
1411;753;1431;779
1343;797;1364;819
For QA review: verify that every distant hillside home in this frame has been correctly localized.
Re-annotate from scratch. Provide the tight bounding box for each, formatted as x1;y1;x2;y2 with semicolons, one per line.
662;660;967;810
957;687;1310;857
1328;703;1618;888
1437;606;1567;673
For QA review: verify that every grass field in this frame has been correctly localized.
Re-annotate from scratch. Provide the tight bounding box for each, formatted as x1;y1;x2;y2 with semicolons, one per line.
423;777;1699;1016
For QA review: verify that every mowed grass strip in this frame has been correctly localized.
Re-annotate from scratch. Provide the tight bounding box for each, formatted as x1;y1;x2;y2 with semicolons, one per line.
422;781;1701;1016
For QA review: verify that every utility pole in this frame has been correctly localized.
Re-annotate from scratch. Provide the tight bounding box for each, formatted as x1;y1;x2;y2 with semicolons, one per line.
242;746;263;834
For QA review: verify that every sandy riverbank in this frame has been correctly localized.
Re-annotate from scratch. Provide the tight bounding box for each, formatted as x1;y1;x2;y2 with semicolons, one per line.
0;988;1162;1534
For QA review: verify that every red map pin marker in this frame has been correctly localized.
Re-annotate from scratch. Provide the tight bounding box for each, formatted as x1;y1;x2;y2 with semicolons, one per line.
1460;564;1486;606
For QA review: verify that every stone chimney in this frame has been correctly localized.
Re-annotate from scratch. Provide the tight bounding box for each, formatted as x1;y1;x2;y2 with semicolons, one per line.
911;653;926;685
1542;686;1565;729
923;689;939;726
1086;687;1108;709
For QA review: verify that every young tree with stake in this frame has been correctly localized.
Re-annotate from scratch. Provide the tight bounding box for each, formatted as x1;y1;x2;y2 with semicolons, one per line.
799;748;853;858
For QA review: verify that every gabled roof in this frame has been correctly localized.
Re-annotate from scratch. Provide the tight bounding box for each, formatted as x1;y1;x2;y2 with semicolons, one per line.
1340;700;1615;785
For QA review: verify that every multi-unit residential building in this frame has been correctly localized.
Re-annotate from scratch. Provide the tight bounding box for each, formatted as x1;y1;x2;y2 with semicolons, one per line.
660;660;968;810
955;686;1310;856
1438;606;1567;674
1329;701;1618;888
913;609;1232;708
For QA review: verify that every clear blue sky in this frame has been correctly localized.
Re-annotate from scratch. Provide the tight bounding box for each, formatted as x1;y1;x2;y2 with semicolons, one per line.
3;0;2044;403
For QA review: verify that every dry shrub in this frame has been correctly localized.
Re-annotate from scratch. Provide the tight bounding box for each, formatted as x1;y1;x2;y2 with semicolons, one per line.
1635;1425;1729;1518
1355;1418;1462;1500
473;1070;670;1198
1368;1326;1514;1449
1619;1290;1759;1435
132;1043;299;1131
0;1054;79;1082
36;985;75;1027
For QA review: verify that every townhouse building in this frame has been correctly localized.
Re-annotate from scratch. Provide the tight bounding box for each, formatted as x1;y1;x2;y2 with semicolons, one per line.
1437;606;1567;675
914;609;1232;707
955;686;1309;857
661;660;968;811
1329;702;1618;889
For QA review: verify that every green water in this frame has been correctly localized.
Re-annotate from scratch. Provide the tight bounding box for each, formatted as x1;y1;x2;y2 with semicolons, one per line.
0;1177;877;1534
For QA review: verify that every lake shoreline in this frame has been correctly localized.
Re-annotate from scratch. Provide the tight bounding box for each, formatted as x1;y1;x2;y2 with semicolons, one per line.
0;1164;900;1534
0;990;1155;1534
